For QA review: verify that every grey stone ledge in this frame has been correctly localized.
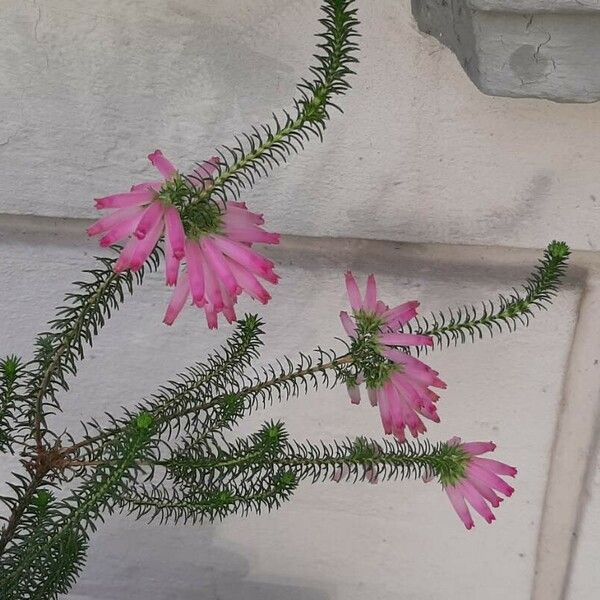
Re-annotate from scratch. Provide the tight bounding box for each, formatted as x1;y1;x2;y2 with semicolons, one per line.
412;0;600;103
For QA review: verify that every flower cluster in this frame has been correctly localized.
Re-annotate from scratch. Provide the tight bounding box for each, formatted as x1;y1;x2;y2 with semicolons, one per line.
340;272;445;442
442;438;517;530
88;150;280;328
339;273;516;528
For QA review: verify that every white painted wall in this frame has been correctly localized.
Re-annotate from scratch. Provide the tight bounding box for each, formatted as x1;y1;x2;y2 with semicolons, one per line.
1;1;599;599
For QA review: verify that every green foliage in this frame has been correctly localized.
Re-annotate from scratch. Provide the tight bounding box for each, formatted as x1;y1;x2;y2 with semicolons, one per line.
17;249;161;447
71;315;265;466
0;420;154;600
0;355;25;452
190;0;359;205
406;241;571;352
121;423;468;526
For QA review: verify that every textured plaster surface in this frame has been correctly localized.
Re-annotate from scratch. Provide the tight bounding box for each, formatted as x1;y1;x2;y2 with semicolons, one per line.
1;1;600;598
2;1;600;250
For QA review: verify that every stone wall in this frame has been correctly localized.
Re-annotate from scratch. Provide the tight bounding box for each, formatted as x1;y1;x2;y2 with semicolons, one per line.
1;1;600;598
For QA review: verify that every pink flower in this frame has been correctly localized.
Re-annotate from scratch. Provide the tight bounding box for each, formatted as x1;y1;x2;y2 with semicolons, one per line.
340;272;445;442
162;200;280;329
87;150;186;281
443;437;517;530
89;150;280;328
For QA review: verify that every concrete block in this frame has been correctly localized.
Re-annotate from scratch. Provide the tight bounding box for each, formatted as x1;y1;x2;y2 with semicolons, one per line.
412;0;600;103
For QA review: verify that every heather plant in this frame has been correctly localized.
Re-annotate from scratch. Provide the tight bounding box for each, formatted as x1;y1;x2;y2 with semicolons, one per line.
0;1;570;597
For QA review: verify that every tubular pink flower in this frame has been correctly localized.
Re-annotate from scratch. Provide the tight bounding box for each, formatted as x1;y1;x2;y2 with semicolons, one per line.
164;227;180;286
91;150;280;328
340;273;444;441
129;217;164;271
442;437;516;530
344;272;363;312
163;273;190;326
89;149;183;285
185;240;206;306
134;201;165;240
200;237;240;296
98;210;144;247
148;149;177;178
94;190;154;210
86;206;144;237
164;206;186;260
339;311;357;337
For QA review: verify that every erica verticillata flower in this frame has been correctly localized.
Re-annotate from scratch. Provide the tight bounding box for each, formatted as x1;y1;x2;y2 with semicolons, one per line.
88;150;280;328
87;150;186;278
163;197;280;329
441;437;517;530
340;272;446;442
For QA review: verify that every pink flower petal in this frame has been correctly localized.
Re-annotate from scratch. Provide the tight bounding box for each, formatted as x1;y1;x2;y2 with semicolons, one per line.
471;457;517;478
460;442;496;456
185;240;206;306
129;216;164;271
367;387;378;407
445;486;475;530
212;236;276;278
134;201;164;240
347;382;361;405
87;206;145;237
202;257;224;311
99;210;144;247
344;271;363;312
225;226;280;245
114;237;139;273
339;311;357;338
201;237;240;296
468;463;515;497
226;259;271;304
460;481;496;524
164;226;180;286
163;273;190;325
364;274;377;311
148;149;177;179
95;190;154;210
164;206;186;260
382;301;420;327
130;180;163;193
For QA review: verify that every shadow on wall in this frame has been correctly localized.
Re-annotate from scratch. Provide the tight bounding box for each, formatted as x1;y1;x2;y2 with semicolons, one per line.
68;521;332;600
